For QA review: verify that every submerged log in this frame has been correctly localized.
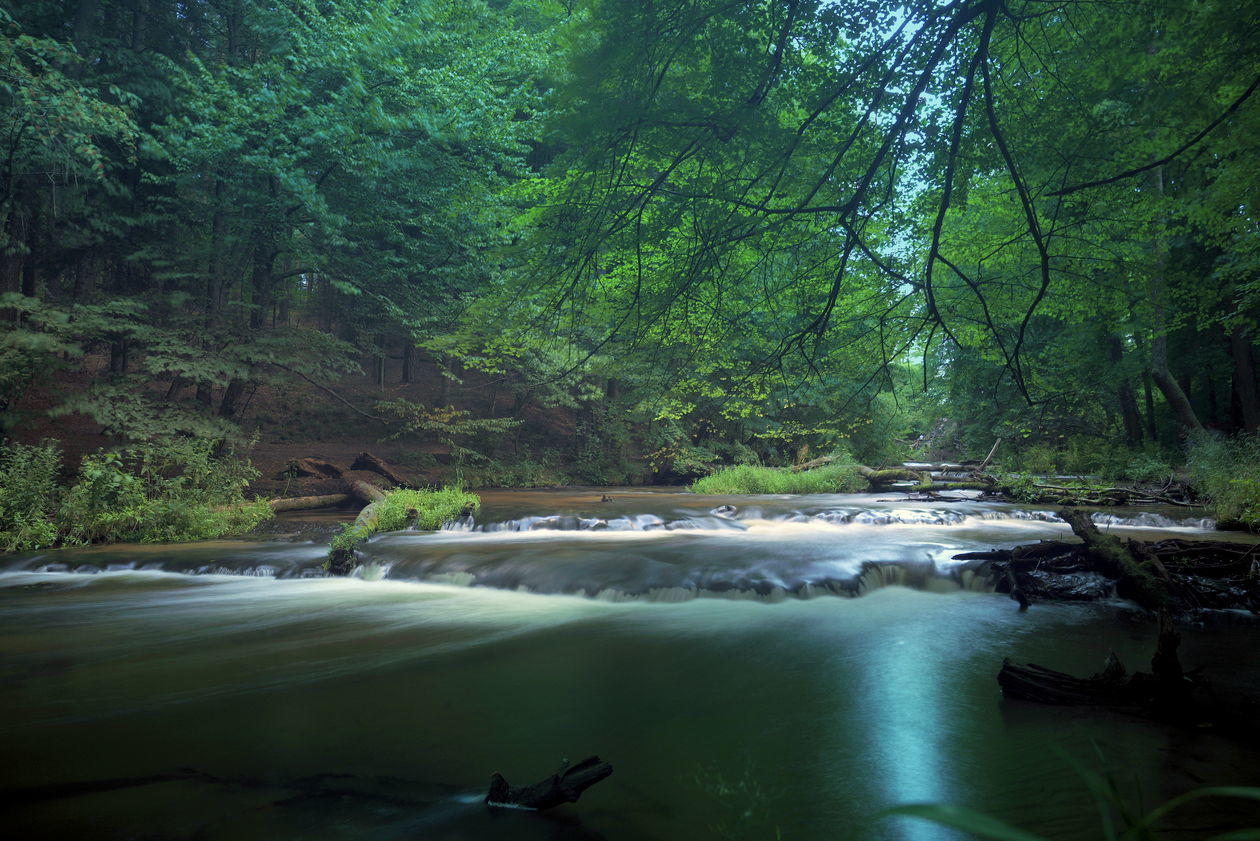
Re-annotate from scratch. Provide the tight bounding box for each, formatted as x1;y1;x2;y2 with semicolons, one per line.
998;614;1260;745
485;757;613;810
998;655;1138;706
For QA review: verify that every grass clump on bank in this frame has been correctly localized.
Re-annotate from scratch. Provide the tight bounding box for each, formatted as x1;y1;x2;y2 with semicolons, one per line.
1186;431;1260;530
374;487;480;531
689;464;865;495
0;438;272;552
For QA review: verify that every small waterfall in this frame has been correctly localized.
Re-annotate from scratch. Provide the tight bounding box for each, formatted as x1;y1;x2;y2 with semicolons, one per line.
0;496;1217;603
457;506;1214;533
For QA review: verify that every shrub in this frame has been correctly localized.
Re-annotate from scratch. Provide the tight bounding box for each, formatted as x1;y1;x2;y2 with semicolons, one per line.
0;440;62;552
689;464;865;495
1187;431;1260;529
59;439;272;545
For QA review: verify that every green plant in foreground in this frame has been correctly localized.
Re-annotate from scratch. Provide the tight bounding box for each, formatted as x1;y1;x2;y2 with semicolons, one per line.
689;464;865;495
874;750;1260;841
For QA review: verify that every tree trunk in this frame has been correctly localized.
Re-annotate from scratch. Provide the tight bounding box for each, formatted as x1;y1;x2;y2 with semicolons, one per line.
401;343;414;384
1106;334;1144;444
1151;368;1203;431
1145;138;1203;430
1230;324;1260;432
218;379;246;418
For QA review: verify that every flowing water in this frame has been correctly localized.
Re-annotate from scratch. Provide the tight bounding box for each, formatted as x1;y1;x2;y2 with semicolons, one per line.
2;488;1258;840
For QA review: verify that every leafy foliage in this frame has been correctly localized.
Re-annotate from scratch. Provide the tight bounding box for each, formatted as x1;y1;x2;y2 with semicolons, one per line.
0;438;270;550
0;440;62;552
1186;431;1260;530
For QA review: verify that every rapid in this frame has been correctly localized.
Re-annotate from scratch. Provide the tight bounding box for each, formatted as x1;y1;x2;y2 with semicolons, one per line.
2;488;1258;840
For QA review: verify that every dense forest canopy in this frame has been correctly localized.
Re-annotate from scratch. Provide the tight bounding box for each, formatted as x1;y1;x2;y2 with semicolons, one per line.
2;0;1259;477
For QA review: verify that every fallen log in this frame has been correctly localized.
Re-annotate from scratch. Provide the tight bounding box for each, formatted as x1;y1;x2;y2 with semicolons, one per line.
485;757;613;810
791;456;835;472
280;457;343;479
998;613;1259;744
328;481;389;576
998;655;1137;706
350;451;415;488
1060;507;1173;612
857;466;927;486
268;494;352;513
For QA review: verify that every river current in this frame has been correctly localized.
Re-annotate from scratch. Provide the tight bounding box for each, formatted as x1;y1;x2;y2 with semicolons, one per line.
2;488;1258;840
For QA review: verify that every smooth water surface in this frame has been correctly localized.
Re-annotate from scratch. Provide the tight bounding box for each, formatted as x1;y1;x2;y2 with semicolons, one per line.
2;489;1257;840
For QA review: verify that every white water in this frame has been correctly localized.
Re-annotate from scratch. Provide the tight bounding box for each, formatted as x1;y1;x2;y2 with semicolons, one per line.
1;489;1257;841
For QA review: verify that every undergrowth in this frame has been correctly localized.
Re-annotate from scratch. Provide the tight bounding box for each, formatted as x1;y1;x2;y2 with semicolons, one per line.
0;438;272;552
1186;430;1260;530
689;463;865;495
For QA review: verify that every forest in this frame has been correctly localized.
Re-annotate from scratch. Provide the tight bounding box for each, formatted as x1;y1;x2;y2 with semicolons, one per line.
2;2;1260;840
3;0;1259;507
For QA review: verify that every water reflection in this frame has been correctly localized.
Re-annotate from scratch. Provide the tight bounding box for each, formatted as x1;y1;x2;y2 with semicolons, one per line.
1;489;1258;840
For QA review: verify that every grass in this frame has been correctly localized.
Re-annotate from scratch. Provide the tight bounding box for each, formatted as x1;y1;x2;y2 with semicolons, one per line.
1186;430;1260;530
373;487;480;531
689;464;866;495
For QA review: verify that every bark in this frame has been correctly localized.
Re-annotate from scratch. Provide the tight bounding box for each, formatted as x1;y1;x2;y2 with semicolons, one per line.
978;437;1003;470
327;481;388;576
350;452;414;487
857;466;927;485
1231;324;1260;432
1105;335;1144;444
280;457;343;479
485;757;613;810
1146;156;1203;430
1060;507;1172;611
401;343;414;384
218;379;246;418
1150;367;1203;430
268;494;351;513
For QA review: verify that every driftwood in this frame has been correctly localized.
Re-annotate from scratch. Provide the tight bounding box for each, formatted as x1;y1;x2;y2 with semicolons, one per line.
857;466;928;486
268;493;352;512
350;452;415;488
328;481;389;576
998;613;1258;743
485;757;613;810
957;526;1260;612
791;455;835;472
279;457;344;479
1060;507;1174;611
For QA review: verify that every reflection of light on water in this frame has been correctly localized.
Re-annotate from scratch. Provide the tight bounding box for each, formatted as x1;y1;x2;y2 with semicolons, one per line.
859;618;963;841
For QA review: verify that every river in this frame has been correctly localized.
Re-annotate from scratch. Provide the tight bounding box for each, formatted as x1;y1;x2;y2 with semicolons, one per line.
2;488;1258;840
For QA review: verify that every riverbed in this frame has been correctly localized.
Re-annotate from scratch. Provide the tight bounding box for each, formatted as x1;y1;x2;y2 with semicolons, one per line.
2;489;1258;840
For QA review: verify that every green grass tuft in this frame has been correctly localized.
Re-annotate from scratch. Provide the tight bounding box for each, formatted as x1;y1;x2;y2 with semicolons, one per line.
374;487;480;532
689;464;865;495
